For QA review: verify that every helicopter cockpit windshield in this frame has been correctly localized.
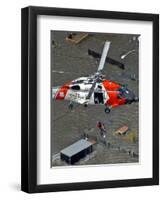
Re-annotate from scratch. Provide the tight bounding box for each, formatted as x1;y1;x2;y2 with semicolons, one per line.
118;87;126;93
117;87;126;99
117;86;134;101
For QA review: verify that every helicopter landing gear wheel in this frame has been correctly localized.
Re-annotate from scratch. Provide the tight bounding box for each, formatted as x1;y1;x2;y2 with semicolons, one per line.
68;102;73;110
105;107;110;114
84;104;88;108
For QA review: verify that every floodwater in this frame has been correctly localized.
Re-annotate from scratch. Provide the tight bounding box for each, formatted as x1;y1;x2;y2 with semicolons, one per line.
51;31;139;166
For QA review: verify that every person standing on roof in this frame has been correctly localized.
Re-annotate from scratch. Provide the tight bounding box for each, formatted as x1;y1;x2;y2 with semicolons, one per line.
96;121;106;138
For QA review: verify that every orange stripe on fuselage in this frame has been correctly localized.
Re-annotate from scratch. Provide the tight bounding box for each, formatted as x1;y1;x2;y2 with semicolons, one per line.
106;91;126;107
102;80;121;91
55;81;71;100
102;80;126;107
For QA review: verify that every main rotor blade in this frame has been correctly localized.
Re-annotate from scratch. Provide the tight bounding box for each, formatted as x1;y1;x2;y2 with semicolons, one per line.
98;41;111;72
86;80;97;100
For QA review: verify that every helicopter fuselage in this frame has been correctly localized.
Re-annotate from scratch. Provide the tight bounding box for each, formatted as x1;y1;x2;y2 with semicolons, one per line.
52;77;136;108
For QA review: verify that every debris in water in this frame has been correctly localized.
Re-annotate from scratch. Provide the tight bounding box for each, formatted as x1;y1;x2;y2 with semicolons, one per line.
113;126;129;136
66;33;89;44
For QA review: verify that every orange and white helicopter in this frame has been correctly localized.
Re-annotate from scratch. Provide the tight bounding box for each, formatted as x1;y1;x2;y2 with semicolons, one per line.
52;41;138;113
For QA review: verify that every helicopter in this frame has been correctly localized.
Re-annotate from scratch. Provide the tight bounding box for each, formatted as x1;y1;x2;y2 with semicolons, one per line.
52;41;138;114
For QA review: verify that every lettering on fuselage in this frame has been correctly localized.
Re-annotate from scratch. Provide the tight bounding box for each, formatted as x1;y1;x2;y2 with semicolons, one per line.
68;92;85;101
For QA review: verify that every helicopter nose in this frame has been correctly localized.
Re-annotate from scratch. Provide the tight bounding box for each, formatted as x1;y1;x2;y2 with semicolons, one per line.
125;89;139;104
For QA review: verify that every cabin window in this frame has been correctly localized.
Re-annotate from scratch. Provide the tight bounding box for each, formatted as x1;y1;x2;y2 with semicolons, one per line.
72;80;84;84
77;80;84;83
71;85;80;90
88;79;93;83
